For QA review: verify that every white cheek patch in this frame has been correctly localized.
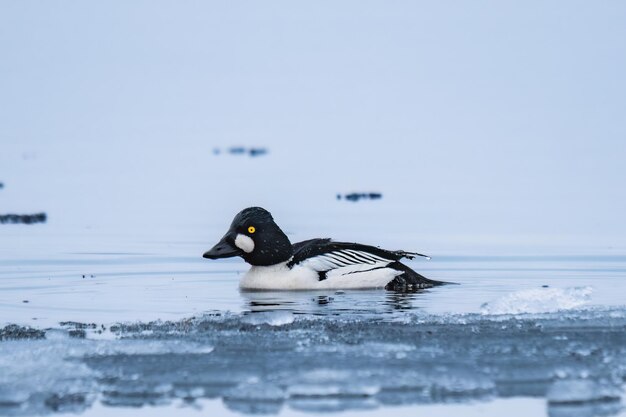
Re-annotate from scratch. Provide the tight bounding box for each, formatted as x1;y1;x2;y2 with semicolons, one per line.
234;234;255;253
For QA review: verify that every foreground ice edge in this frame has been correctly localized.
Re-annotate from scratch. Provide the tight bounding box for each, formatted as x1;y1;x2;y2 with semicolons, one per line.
1;306;626;417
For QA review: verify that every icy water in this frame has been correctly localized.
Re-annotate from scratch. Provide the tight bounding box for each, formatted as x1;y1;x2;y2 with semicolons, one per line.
2;140;626;417
2;227;626;417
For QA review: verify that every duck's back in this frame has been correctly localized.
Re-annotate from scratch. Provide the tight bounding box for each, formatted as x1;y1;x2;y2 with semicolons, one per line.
287;239;442;291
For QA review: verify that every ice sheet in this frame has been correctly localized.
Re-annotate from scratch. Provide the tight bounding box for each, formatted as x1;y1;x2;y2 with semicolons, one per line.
2;309;626;416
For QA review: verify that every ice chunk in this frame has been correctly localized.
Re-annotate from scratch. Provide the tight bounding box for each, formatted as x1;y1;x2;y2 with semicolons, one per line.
481;287;593;315
547;379;621;404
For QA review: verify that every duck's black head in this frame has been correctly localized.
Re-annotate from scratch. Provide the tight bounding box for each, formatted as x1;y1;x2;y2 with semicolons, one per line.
203;207;293;266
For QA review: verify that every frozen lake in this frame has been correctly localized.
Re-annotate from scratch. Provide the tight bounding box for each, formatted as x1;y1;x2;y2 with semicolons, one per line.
2;133;626;417
2;222;626;417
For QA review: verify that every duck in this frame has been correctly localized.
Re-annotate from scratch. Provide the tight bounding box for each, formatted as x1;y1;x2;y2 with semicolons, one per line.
202;207;444;291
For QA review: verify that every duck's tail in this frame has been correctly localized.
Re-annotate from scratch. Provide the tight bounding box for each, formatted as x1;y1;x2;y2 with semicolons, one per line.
385;261;452;291
394;250;431;261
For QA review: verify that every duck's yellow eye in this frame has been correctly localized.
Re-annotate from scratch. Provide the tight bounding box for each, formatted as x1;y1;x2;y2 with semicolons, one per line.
247;226;256;234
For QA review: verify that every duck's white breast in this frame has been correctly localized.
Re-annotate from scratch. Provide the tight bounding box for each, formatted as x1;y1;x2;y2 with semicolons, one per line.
239;262;402;290
239;262;318;290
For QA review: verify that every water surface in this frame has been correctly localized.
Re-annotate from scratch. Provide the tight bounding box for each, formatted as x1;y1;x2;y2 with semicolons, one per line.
2;233;626;417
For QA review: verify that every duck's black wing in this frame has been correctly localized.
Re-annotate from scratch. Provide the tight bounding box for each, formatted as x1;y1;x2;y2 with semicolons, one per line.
290;239;428;264
289;238;443;290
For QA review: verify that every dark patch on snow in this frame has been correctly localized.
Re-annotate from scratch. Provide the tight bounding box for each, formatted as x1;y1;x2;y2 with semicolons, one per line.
213;147;269;157
337;192;383;202
229;146;246;154
59;321;98;330
248;148;268;157
0;213;47;224
60;322;105;338
68;330;86;339
0;324;45;341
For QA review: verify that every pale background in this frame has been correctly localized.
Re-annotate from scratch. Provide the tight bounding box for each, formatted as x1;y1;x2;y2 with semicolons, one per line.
2;1;625;253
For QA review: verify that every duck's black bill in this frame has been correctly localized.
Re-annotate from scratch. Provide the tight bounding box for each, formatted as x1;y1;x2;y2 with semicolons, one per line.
203;234;242;259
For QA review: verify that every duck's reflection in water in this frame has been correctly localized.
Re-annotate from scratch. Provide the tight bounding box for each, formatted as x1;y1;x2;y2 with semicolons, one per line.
240;289;429;317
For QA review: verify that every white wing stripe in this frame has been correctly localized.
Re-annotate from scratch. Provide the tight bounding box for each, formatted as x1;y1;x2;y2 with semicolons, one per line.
346;250;382;263
342;250;375;263
329;251;362;265
323;254;350;266
349;250;389;263
325;253;350;263
323;257;345;267
344;249;374;261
